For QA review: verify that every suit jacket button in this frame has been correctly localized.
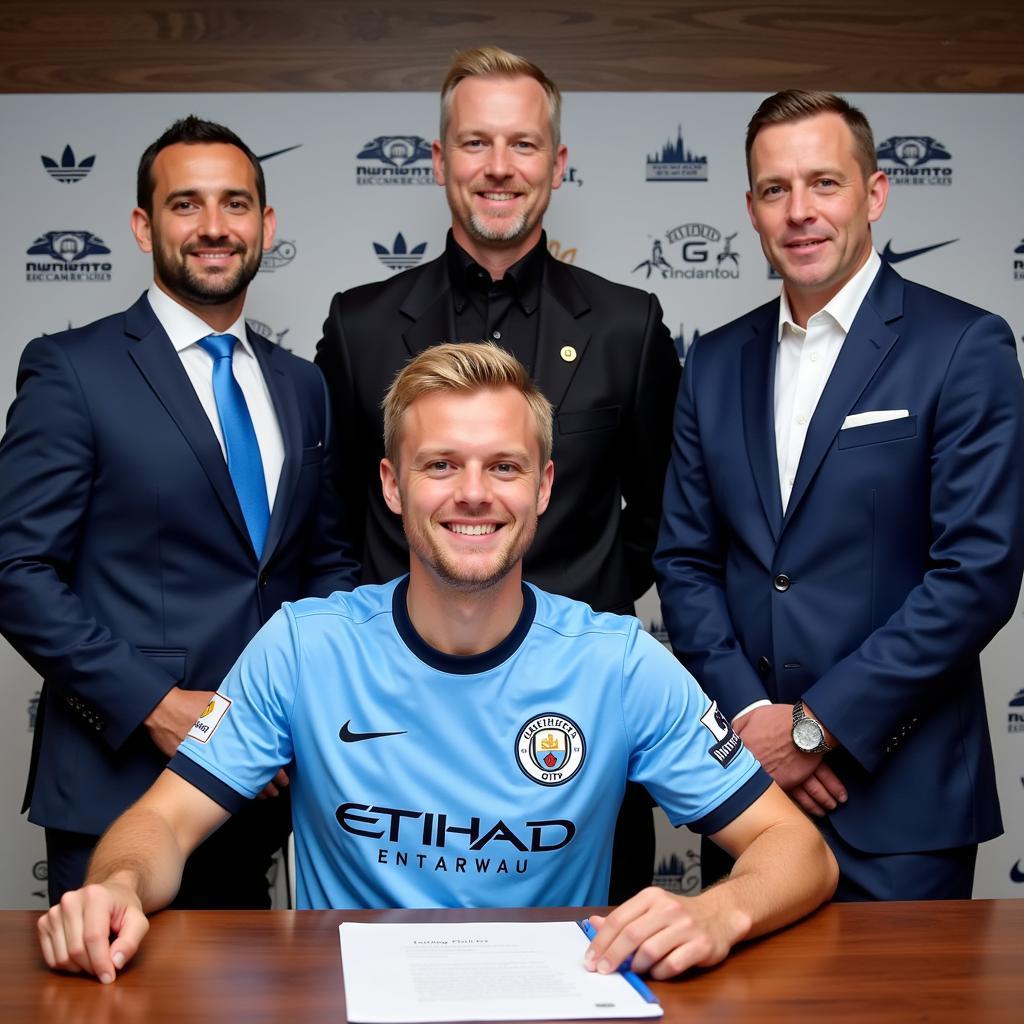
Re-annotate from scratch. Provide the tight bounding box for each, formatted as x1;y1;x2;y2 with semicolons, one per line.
259;570;269;587
773;573;791;592
756;656;772;675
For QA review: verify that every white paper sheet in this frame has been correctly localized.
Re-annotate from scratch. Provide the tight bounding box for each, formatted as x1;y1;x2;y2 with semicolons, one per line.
339;921;663;1022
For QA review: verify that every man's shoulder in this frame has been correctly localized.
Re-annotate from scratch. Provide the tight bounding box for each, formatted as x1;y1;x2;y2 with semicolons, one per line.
546;256;660;316
286;579;400;629
528;584;640;641
29;302;138;353
329;256;442;315
895;272;1002;330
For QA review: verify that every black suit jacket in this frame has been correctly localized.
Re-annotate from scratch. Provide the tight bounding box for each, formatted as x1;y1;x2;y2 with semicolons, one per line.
315;251;679;613
0;294;359;835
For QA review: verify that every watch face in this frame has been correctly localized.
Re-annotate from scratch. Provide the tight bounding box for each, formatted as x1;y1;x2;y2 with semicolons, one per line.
793;718;824;752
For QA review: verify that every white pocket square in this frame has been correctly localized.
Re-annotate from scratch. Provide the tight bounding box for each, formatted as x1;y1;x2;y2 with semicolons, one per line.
841;409;909;430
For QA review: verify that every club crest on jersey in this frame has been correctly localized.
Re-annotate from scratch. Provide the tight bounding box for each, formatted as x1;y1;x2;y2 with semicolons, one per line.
700;700;742;767
515;713;586;786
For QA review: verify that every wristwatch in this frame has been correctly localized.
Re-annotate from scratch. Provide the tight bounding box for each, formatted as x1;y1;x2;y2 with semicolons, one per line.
792;700;833;754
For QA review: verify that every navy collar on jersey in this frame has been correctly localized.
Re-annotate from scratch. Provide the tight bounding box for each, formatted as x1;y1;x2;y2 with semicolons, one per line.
392;575;536;674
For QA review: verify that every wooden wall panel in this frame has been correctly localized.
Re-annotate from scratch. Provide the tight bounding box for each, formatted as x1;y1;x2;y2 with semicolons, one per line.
1;1;1022;93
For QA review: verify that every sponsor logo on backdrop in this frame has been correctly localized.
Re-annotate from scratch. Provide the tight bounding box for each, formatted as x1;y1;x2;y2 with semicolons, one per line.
673;325;702;365
255;144;302;162
645;619;670;646
374;232;428;272
562;166;583;187
28;690;39;731
646;125;708;182
356;135;434;185
766;237;957;279
32;861;47;901
26;230;112;282
876;136;953;185
547;239;577;264
633;224;739;280
245;319;291;349
41;144;95;183
1014;239;1024;281
653;850;701;896
259;239;296;272
1010;860;1024;884
1008;687;1024;733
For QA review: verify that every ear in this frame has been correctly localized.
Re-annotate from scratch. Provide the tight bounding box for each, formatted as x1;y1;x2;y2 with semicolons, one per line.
745;190;757;231
550;144;569;190
866;170;889;224
536;459;554;516
130;208;153;254
261;205;277;252
381;458;403;515
432;139;446;187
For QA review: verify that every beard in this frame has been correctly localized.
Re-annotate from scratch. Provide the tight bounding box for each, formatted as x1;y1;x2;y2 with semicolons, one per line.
152;238;262;307
448;182;552;248
403;513;539;594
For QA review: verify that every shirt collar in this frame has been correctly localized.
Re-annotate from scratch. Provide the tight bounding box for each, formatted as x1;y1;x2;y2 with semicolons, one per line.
445;230;546;315
777;248;882;342
146;284;252;357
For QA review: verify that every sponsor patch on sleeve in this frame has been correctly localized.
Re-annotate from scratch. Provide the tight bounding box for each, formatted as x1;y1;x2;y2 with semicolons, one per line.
700;700;743;768
187;693;232;744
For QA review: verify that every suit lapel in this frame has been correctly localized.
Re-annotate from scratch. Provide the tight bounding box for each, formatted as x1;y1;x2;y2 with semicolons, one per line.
124;295;253;555
740;305;784;541
400;256;457;356
533;256;590;413
783;264;904;527
251;332;299;566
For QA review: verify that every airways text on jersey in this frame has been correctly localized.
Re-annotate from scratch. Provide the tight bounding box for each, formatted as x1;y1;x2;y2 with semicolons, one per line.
336;803;576;879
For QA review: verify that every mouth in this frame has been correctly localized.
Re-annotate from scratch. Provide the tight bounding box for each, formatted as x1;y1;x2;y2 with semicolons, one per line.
443;522;503;537
785;237;828;252
185;245;243;265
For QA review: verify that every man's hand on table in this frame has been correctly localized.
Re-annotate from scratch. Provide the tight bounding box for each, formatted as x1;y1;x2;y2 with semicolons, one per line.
38;878;149;984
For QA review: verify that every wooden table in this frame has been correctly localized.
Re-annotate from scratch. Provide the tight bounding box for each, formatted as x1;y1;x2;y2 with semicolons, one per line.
5;901;1022;1022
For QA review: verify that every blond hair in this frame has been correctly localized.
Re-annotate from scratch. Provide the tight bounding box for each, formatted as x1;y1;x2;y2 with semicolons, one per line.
440;45;562;148
745;90;877;184
382;342;553;466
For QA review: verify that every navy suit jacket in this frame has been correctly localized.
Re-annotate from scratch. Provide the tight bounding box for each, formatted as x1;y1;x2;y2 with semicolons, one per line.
315;251;680;614
655;263;1024;857
0;294;358;835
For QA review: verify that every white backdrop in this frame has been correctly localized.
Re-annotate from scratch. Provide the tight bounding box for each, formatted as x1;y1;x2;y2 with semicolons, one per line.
1;91;1021;907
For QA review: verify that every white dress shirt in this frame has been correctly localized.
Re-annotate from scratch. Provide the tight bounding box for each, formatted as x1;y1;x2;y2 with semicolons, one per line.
734;249;882;723
774;248;881;513
146;286;285;508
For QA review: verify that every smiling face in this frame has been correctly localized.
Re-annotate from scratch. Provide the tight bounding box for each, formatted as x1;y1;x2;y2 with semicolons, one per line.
746;112;888;326
130;142;275;325
380;385;553;594
432;74;567;266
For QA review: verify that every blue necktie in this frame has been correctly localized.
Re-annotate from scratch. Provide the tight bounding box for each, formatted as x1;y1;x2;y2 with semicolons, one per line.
197;333;270;557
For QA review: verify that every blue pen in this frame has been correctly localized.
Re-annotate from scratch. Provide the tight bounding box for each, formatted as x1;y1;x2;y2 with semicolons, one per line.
577;919;659;1004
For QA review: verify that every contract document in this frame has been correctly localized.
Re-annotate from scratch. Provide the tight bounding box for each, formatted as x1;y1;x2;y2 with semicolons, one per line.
339;921;663;1022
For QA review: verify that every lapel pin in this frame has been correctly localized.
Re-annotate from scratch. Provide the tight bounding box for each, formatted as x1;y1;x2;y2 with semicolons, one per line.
560;345;577;362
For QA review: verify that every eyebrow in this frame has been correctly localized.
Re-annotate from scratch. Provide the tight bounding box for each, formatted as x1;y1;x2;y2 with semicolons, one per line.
415;447;534;466
163;187;255;204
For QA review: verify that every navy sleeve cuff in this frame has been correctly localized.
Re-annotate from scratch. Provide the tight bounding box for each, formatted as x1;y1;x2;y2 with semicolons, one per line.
687;768;773;836
168;752;250;815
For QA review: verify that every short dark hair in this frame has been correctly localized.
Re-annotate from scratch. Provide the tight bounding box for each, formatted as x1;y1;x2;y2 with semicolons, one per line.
745;90;877;184
136;115;266;215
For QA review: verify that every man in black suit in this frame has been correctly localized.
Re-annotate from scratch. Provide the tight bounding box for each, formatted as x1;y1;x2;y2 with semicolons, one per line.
315;46;680;901
0;116;358;906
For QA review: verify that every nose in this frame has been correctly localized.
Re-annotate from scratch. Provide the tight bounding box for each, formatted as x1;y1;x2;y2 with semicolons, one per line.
787;185;815;224
197;202;227;240
455;464;492;508
485;141;513;179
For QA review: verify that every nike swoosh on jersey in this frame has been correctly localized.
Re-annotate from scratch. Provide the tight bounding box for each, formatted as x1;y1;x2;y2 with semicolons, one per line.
880;239;957;264
339;720;408;743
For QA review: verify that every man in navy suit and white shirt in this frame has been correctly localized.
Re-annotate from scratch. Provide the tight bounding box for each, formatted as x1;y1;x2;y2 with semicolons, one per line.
0;117;357;905
655;90;1024;900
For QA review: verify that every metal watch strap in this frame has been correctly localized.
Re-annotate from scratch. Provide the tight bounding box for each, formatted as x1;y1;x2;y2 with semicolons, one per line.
793;700;833;753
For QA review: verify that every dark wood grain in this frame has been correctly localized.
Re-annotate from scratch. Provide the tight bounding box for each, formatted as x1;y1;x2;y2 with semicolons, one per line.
1;1;1022;93
7;900;1024;1023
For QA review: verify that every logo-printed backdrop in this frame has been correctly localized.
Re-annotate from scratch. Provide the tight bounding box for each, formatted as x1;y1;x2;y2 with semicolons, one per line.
2;92;1022;907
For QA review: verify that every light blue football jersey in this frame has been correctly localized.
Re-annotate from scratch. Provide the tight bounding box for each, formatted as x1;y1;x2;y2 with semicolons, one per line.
173;577;768;909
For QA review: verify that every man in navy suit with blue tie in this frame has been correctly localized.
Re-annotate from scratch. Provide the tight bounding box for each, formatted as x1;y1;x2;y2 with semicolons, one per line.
0;117;357;905
656;90;1024;900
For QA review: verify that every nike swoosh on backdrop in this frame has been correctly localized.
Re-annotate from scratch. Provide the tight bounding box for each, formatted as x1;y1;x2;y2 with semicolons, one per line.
256;145;303;162
881;239;957;264
339;720;408;743
1011;860;1024;883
